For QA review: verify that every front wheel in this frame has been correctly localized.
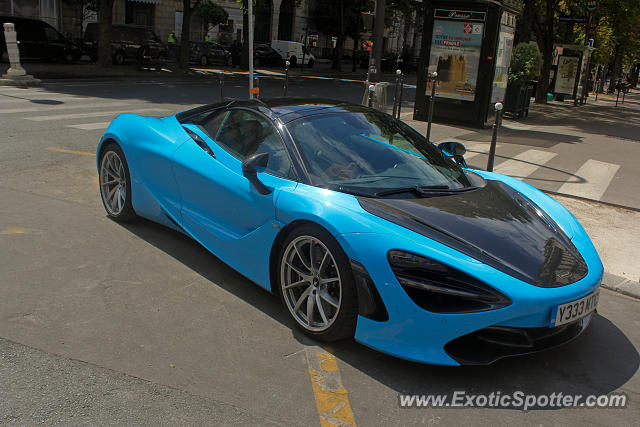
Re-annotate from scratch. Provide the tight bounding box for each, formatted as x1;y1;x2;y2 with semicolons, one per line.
99;143;136;222
200;55;208;66
307;58;314;68
113;51;126;65
278;225;358;342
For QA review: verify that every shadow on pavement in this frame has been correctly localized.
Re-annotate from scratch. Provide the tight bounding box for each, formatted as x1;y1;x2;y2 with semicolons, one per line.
458;128;583;148
117;216;639;410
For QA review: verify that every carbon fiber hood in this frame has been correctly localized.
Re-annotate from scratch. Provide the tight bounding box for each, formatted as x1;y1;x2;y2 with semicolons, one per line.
358;179;588;287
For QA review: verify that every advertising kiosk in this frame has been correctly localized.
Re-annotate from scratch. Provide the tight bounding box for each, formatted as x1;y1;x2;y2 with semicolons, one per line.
413;0;523;128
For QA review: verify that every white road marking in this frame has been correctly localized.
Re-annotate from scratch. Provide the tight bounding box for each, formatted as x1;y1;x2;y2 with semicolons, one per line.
462;143;491;160
494;149;557;178
0;102;132;114
67;122;111;130
557;159;620;200
26;108;167;121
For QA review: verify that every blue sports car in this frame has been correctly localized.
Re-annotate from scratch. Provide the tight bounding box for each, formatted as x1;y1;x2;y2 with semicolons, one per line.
97;98;603;365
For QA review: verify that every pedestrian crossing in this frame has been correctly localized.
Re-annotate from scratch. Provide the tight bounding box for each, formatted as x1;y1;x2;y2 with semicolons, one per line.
0;86;627;206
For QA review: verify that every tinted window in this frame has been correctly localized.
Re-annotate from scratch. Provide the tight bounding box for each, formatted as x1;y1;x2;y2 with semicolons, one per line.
287;111;472;193
215;110;291;178
44;26;62;41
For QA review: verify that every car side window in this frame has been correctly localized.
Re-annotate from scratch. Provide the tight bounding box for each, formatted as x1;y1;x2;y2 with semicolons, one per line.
44;27;62;41
215;110;292;178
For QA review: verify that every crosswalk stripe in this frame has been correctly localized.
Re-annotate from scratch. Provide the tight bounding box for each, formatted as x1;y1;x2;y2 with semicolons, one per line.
67;122;111;130
26;108;167;121
0;101;132;114
494;149;557;178
557;159;620;200
463;143;490;160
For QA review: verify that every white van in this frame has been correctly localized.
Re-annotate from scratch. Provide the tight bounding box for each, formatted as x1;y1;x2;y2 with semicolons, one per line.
270;40;315;68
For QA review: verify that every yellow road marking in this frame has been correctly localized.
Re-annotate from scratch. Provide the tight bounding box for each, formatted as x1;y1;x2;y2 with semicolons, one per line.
0;227;36;235
47;147;94;157
306;346;356;426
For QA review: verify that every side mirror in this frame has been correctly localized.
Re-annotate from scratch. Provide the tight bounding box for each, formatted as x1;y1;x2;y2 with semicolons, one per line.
437;141;467;167
241;152;272;195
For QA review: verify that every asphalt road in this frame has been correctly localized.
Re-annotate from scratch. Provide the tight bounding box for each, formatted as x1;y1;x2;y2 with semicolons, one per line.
1;79;639;425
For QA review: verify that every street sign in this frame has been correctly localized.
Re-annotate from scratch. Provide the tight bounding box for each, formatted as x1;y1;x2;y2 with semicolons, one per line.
588;38;594;47
559;15;587;23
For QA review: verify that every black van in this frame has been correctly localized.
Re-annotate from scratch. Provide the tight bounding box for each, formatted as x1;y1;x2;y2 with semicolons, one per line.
0;16;80;63
84;23;166;65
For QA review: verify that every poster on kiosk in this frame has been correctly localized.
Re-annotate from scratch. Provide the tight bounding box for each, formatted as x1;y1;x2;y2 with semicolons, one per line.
427;9;486;101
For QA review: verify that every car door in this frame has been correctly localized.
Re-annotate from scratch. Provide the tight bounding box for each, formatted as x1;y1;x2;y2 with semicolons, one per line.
172;108;297;263
42;25;67;60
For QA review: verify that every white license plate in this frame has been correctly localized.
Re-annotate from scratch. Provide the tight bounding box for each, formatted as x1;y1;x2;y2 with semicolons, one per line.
550;290;599;327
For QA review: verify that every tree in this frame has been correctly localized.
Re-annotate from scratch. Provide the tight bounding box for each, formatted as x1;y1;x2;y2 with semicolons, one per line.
62;0;97;39
97;0;115;67
195;1;229;32
530;0;561;103
312;0;372;71
179;1;228;69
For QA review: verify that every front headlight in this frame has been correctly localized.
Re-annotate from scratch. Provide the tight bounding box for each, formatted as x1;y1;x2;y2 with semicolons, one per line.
388;250;511;313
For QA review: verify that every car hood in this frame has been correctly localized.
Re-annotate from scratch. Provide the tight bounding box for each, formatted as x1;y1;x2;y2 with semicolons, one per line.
358;179;588;287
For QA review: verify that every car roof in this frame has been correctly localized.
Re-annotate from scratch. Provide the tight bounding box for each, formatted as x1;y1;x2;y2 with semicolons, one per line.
176;98;368;124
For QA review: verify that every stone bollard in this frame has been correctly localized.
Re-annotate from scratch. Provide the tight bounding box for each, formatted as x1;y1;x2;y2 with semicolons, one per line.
1;23;40;86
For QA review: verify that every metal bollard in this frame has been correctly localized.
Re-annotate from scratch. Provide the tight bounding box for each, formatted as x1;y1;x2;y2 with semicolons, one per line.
392;69;402;118
615;86;620;107
219;72;225;102
396;73;404;119
284;60;290;96
426;72;438;143
595;79;600;102
486;102;504;172
255;76;260;99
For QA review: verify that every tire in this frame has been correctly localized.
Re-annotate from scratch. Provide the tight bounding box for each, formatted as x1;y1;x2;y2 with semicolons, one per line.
113;51;126;65
200;55;208;66
227;56;233;66
277;224;358;342
254;57;260;67
99;142;137;222
289;56;297;68
307;58;314;69
1;50;8;63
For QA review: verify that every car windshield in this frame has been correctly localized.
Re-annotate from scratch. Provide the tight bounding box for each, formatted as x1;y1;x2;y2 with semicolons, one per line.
287;111;473;196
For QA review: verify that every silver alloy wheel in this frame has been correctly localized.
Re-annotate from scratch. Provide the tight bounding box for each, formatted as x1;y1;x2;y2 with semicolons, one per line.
100;151;127;216
281;236;342;332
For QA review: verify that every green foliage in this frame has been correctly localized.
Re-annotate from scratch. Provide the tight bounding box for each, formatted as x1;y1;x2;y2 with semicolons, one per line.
508;43;542;84
195;1;229;26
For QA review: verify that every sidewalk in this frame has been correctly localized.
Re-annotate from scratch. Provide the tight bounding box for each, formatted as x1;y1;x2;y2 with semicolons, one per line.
0;60;416;84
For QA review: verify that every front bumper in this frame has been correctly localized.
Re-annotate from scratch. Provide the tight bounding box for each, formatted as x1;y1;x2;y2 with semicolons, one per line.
337;230;603;366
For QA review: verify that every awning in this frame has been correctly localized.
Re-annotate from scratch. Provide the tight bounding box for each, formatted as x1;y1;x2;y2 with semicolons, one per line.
127;0;163;4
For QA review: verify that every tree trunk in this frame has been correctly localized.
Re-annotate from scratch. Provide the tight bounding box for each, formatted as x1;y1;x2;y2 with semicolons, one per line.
533;0;556;103
332;0;345;71
536;49;553;102
179;0;191;69
97;0;115;67
241;0;249;70
608;44;622;93
371;0;385;82
517;0;534;43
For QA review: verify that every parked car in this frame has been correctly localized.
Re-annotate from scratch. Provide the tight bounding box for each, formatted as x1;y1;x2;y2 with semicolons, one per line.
270;40;314;68
190;41;232;66
83;23;166;65
97;98;603;366
0;16;81;63
253;43;284;67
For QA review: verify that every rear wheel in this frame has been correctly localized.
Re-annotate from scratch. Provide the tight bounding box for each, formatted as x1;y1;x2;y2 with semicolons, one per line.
278;225;358;342
113;50;126;65
99;143;136;222
307;58;314;68
200;55;208;66
254;57;260;67
289;56;297;68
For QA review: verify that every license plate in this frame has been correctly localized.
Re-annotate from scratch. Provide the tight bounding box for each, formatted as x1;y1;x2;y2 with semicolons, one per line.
550;290;599;327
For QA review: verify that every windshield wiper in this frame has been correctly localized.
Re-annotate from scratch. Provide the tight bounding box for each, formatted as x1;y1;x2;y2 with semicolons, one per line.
374;185;477;197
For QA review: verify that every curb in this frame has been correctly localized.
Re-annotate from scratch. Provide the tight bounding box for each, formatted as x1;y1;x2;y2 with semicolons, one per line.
601;272;640;299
